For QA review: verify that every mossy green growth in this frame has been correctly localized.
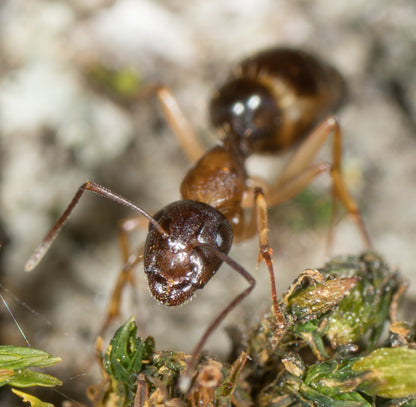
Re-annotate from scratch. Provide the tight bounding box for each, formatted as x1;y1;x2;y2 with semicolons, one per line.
93;253;416;406
91;316;247;407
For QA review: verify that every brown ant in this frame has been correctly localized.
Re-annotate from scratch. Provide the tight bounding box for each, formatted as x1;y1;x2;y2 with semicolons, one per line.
25;47;372;392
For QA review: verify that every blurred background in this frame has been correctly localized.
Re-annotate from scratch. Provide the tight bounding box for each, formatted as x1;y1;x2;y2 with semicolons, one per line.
1;0;416;405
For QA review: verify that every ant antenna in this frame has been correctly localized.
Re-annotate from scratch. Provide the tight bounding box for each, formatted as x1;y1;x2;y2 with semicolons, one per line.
25;181;168;271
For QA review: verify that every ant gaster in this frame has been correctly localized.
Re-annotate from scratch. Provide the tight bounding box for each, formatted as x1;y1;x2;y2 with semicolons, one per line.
25;48;372;392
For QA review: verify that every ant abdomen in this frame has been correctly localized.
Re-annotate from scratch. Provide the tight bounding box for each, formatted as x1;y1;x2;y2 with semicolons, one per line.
144;200;233;306
210;48;346;155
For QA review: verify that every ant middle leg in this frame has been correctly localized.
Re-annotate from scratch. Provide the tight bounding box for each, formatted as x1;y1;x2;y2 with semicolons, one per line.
258;116;372;251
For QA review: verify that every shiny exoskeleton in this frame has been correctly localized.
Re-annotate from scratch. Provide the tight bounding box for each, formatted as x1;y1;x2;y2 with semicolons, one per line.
179;48;352;241
210;48;345;155
144;200;233;306
26;47;371;392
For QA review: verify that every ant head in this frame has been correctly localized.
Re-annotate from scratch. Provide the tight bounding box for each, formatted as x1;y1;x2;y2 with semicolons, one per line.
210;77;283;156
144;200;233;306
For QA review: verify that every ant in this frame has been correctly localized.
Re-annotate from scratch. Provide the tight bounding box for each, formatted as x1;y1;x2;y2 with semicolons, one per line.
25;47;372;392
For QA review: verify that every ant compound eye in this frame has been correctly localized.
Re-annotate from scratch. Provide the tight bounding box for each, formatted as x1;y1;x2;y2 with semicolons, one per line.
215;231;224;248
215;222;233;253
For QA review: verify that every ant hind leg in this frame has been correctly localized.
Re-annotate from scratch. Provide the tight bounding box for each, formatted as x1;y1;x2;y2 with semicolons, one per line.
141;84;206;163
262;116;372;253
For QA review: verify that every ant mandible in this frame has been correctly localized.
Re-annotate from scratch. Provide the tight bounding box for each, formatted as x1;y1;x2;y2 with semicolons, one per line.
25;47;372;391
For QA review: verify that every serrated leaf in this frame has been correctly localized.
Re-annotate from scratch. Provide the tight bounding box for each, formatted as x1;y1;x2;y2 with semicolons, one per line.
12;388;55;407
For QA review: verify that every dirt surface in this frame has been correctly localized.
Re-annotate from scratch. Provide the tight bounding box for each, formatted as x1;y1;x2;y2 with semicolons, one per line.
1;1;415;405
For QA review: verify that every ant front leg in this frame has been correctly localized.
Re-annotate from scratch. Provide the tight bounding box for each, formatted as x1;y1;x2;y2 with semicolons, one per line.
178;244;255;393
240;185;287;337
250;188;286;336
142;84;206;163
263;116;372;252
102;216;147;331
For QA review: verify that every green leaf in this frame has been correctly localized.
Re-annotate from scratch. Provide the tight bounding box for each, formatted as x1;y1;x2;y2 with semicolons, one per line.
5;369;62;388
353;347;416;398
0;369;14;382
0;346;61;370
103;317;155;382
0;346;61;388
102;317;156;405
298;381;370;407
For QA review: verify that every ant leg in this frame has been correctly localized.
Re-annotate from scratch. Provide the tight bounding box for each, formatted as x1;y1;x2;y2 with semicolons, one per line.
252;188;286;334
102;216;147;331
178;245;255;393
258;116;372;251
142;85;206;162
240;186;286;336
25;181;167;271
